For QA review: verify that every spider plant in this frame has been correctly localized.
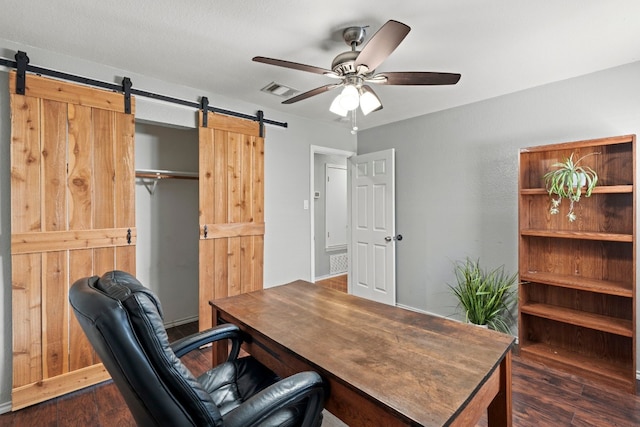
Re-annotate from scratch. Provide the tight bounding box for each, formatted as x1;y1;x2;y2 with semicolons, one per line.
543;152;598;222
449;258;518;333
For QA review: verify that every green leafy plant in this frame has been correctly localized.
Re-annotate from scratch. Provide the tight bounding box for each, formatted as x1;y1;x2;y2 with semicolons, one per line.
449;258;518;333
543;152;599;222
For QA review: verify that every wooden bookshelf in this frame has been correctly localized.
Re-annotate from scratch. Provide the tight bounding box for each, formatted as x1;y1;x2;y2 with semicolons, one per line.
518;134;636;393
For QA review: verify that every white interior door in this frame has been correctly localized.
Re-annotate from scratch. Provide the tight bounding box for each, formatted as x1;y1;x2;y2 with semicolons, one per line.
350;149;396;305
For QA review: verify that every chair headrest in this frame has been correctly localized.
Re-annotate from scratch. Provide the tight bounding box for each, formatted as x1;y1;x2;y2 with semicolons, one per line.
94;270;165;319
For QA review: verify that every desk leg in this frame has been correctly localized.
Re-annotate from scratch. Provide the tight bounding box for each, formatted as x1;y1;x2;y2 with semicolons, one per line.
487;349;512;427
211;307;228;367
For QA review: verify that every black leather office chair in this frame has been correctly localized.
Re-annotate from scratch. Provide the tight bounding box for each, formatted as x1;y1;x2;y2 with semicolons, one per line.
69;270;326;427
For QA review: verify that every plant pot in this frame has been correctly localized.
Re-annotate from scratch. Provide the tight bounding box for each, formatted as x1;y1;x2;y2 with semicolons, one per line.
471;322;488;329
570;171;587;188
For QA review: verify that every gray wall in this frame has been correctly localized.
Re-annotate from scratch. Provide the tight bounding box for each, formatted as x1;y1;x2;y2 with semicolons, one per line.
358;61;640;368
0;40;356;410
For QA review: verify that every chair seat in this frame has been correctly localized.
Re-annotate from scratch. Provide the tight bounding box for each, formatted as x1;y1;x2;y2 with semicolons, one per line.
200;356;279;416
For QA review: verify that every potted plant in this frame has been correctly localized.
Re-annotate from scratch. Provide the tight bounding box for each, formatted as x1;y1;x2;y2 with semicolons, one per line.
449;258;518;333
543;152;598;222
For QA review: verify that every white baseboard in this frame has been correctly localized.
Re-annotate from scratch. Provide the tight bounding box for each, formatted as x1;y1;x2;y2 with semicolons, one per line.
163;314;198;329
0;400;11;415
395;302;450;319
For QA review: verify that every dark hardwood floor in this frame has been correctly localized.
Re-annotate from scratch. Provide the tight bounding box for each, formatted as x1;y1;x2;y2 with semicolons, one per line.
1;317;639;426
477;355;640;427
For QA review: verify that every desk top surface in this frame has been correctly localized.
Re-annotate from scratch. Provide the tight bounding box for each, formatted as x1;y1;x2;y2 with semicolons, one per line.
210;280;515;426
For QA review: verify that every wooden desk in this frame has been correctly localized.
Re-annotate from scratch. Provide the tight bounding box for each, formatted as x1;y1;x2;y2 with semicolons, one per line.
210;281;514;427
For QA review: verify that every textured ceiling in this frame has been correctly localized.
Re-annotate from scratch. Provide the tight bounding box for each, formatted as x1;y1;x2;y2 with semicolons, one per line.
1;1;640;130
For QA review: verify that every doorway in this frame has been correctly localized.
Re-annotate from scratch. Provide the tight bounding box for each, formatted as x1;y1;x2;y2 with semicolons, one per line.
135;122;199;328
309;145;355;292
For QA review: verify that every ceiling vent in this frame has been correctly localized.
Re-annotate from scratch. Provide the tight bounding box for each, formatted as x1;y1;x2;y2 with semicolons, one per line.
260;82;298;98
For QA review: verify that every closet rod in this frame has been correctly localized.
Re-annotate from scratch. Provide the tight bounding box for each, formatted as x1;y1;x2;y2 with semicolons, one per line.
0;52;288;129
135;169;199;180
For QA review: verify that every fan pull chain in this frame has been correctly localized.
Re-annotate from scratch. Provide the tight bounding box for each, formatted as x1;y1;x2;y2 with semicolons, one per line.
351;110;358;134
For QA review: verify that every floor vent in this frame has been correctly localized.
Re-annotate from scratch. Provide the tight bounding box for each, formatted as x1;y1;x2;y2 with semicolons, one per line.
329;253;348;274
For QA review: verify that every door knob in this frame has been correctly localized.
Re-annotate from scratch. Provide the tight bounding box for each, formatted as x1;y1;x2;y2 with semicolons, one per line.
385;234;403;242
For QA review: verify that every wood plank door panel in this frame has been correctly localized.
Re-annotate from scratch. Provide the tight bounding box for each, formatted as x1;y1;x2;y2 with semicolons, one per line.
9;71;136;409
199;112;264;330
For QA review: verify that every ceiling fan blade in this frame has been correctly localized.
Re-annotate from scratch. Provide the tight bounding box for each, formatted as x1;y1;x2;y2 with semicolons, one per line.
253;56;338;77
355;20;410;72
282;84;341;104
371;71;461;85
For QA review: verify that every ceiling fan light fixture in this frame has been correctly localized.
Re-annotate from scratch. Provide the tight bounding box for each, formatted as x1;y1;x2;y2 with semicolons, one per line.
359;87;382;115
338;84;360;111
254;19;462;123
329;94;349;117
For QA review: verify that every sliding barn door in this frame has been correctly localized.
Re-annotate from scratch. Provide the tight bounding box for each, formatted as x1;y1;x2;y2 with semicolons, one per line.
9;71;136;409
198;112;264;330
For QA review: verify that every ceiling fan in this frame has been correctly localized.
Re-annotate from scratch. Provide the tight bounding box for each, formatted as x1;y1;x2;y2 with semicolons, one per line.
253;19;461;117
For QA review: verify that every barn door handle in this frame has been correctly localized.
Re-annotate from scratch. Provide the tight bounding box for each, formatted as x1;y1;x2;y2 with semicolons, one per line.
203;225;208;239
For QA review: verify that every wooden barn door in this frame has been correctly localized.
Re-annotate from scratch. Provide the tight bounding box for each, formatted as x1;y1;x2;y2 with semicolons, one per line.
9;71;136;409
198;112;264;330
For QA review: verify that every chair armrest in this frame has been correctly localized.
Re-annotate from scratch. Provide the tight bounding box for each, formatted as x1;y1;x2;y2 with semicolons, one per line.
170;323;241;360
223;371;326;427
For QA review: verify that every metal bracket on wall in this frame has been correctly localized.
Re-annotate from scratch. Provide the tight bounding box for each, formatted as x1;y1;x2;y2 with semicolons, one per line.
139;178;160;195
201;96;209;128
122;77;132;114
15;51;29;95
258;110;265;137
